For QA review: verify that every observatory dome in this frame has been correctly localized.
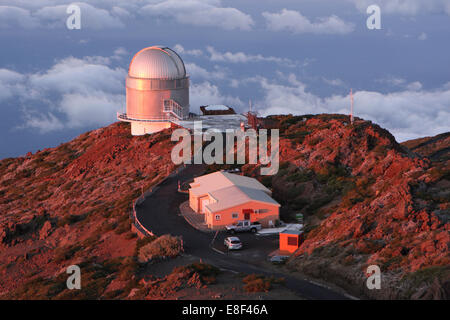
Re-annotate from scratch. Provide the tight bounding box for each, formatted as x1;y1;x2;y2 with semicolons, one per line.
128;46;186;80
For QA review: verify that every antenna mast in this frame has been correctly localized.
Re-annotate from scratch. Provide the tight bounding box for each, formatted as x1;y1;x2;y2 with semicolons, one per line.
350;88;354;124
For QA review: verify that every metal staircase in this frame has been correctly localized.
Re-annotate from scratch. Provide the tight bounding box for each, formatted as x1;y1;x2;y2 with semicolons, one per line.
163;99;184;120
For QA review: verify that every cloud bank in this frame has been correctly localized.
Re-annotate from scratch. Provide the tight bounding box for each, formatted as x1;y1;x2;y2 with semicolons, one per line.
347;0;450;16
262;9;355;35
255;75;450;141
141;0;254;30
0;0;254;30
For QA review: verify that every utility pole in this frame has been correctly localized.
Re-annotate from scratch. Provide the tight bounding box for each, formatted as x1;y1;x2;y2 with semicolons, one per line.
350;88;354;124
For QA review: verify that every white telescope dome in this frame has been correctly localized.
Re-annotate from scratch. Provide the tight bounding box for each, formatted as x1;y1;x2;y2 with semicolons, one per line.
128;46;186;80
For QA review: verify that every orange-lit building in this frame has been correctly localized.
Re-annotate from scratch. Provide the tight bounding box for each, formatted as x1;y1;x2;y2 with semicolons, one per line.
279;230;304;253
189;171;280;230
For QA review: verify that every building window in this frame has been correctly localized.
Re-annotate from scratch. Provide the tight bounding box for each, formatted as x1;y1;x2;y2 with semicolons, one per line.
287;236;298;246
215;214;221;221
232;212;238;219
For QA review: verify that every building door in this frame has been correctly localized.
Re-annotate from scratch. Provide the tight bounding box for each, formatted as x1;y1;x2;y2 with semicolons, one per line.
242;209;253;220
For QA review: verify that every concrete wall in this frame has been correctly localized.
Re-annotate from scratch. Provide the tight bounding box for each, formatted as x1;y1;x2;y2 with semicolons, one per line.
204;200;279;230
279;233;303;253
189;190;199;212
131;122;171;135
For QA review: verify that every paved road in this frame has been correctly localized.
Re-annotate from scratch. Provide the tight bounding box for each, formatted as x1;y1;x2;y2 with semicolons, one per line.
136;164;349;300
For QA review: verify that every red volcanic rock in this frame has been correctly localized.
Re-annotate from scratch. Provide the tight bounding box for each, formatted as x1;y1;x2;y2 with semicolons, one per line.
248;115;449;298
39;221;52;240
0;122;179;298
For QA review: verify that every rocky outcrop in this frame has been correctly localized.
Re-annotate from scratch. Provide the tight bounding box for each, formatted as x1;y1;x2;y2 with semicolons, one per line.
243;115;449;299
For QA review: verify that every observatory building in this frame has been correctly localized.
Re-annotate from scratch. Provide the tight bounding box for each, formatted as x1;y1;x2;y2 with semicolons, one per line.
117;46;189;135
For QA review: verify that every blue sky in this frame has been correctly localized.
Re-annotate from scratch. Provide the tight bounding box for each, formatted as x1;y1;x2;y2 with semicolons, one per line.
0;0;449;158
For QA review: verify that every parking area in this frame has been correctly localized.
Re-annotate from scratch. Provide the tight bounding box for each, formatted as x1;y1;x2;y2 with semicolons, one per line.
211;231;279;264
136;164;348;299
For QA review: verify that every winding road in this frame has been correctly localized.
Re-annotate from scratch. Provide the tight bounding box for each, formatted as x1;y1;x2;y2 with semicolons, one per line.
135;164;350;300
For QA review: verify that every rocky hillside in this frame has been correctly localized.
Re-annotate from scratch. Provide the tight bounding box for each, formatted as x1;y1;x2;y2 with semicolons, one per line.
240;114;449;299
0;122;179;298
1;115;448;300
401;132;450;162
0;122;292;300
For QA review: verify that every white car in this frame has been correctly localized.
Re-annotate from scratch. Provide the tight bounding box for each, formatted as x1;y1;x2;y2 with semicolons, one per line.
224;236;242;250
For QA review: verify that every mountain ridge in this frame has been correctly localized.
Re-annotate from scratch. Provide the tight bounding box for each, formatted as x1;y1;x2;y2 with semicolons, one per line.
0;115;448;299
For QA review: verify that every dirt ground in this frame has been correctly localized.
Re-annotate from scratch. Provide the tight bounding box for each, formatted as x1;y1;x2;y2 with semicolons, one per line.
142;255;303;300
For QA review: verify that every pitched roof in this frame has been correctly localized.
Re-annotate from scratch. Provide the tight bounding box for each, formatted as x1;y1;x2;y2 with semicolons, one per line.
189;171;271;197
206;185;280;212
189;171;279;213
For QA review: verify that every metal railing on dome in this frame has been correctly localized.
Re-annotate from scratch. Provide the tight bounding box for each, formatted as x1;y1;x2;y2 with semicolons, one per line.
117;100;188;123
163;99;184;120
117;112;183;124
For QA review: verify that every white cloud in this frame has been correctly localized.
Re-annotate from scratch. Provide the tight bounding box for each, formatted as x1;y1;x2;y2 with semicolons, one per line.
418;32;427;40
262;9;354;35
206;46;298;67
34;3;125;29
57;92;124;128
348;0;450;16
185;63;226;80
173;44;203;57
22;112;64;133
377;76;407;87
190;82;244;112
0;6;39;28
0;69;25;101
141;0;254;30
0;1;138;29
1;50;127;132
377;76;424;92
323;78;346;87
112;47;129;60
255;74;450;141
1;1;254;30
29;56;126;95
405;81;423;91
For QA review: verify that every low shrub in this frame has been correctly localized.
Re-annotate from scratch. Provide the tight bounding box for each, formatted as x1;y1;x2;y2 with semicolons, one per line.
173;263;221;285
57;213;86;227
242;274;271;293
134;235;157;257
54;245;82;263
138;234;183;262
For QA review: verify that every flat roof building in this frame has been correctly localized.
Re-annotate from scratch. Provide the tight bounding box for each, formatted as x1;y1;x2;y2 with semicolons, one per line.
279;229;304;253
